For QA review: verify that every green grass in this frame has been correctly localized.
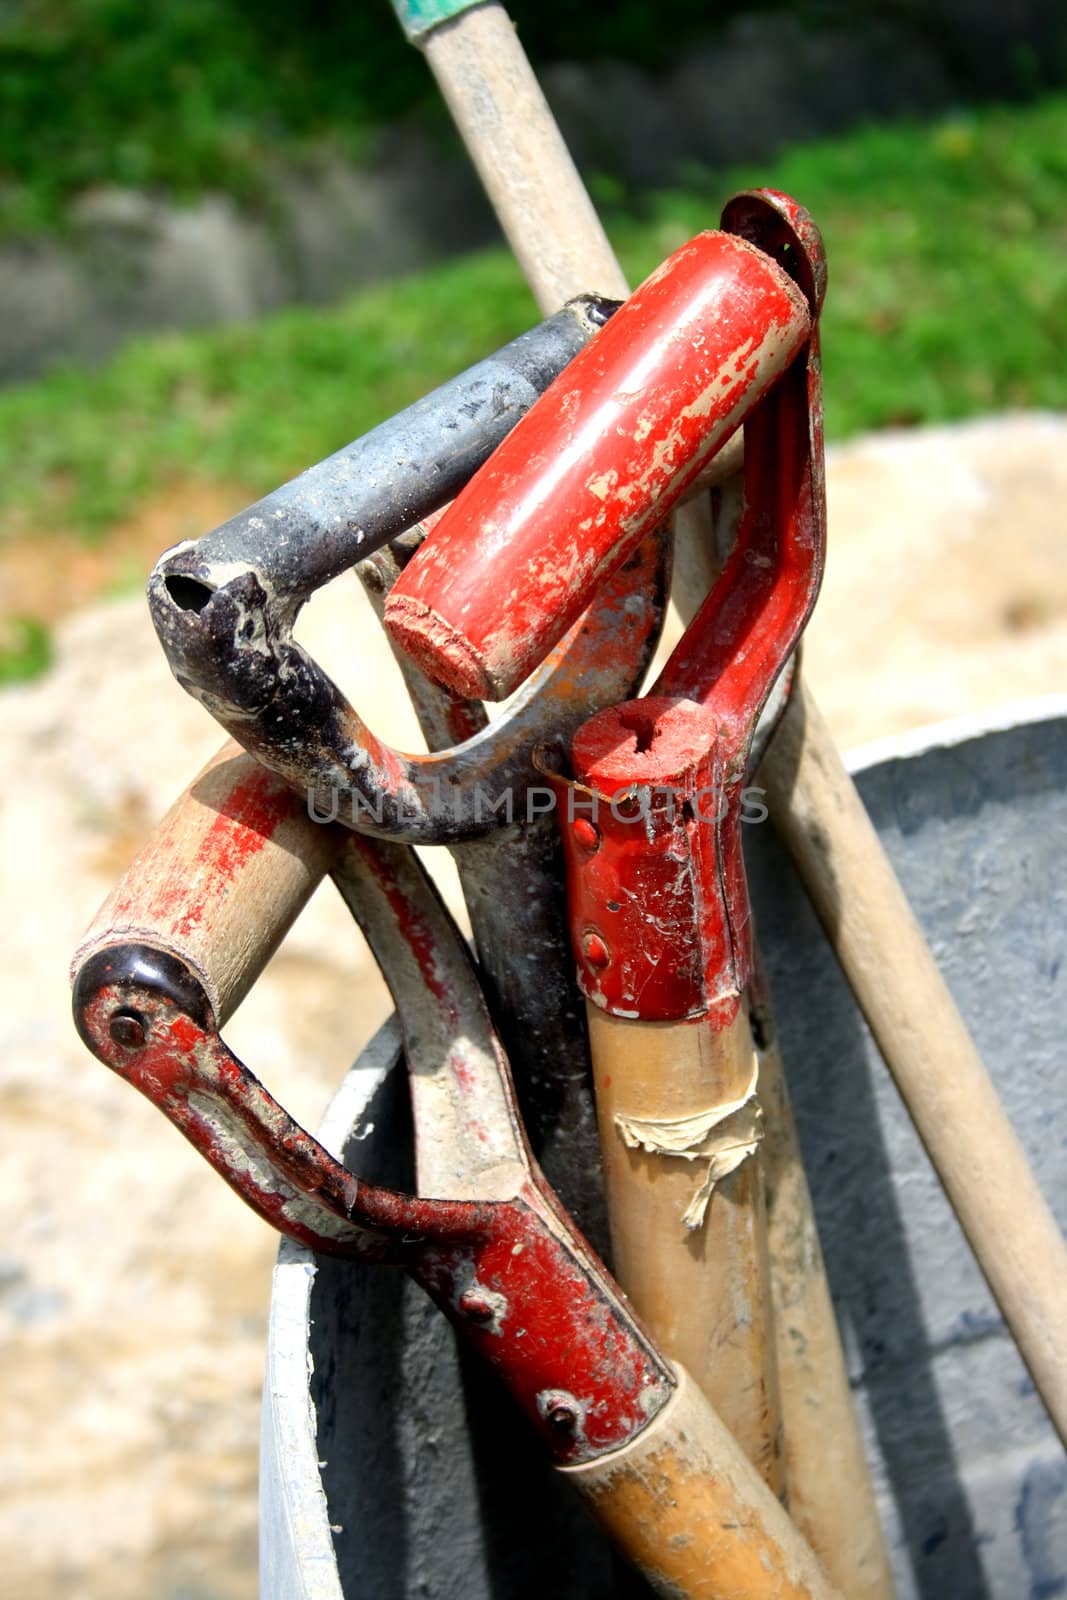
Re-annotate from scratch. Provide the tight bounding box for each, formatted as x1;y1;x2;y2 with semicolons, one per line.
0;95;1064;555
0;0;424;233
0;617;53;684
621;97;1067;433
3;0;952;235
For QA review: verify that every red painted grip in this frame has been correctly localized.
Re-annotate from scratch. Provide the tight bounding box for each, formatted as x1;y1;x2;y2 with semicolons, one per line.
385;230;810;701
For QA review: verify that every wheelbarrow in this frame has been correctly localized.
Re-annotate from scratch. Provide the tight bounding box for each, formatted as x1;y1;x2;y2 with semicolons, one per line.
261;699;1067;1600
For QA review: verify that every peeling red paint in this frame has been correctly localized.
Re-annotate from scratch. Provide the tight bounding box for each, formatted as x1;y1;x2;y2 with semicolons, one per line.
167;1013;201;1052
417;1179;672;1458
348;830;457;1013
552;192;826;1024
72;820;678;1471
108;759;306;946
74;967;672;1466
386;228;811;703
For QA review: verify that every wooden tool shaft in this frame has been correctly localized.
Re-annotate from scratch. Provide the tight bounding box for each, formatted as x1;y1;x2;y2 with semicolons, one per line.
762;676;1067;1444
563;1363;841;1600
422;4;626;312
757;989;895;1598
586;1005;784;1494
73;744;341;1026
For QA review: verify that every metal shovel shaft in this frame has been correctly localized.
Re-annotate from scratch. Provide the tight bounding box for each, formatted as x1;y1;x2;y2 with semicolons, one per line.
153;296;618;609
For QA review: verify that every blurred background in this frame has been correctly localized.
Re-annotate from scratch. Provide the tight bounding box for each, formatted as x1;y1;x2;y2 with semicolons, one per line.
0;3;1065;1597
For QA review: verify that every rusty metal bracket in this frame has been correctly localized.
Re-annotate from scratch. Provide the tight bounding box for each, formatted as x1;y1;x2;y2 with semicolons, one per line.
550;191;827;1025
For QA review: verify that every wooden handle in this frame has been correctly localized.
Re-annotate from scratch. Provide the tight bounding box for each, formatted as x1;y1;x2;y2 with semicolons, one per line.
757;986;895;1599
421;4;627;312
562;1362;841;1600
73;744;342;1026
586;1005;784;1494
416;0;745;634
762;675;1067;1444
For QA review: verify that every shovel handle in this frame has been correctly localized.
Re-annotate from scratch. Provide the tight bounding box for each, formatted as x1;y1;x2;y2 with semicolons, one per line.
586;1005;785;1495
763;676;1067;1444
404;0;1067;1460
415;1;626;312
756;981;895;1598
72;744;341;1027
401;6;890;1584
563;1363;841;1600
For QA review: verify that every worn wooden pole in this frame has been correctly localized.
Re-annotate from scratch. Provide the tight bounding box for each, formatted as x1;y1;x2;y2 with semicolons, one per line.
565;1364;842;1600
421;2;625;308
409;0;744;480
587;1008;785;1496
73;744;342;1026
752;965;895;1596
762;678;1067;1443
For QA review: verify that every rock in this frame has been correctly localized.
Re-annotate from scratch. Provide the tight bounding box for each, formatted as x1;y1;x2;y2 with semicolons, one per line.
0;146;493;382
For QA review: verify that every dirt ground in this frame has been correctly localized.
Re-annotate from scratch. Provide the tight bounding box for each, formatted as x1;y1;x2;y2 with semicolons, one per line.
1;412;1064;1600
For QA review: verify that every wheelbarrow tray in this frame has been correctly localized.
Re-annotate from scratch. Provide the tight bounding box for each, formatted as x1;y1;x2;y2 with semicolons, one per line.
261;699;1067;1600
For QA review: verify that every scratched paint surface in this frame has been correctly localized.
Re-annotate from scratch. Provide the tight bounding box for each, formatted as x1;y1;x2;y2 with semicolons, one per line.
386;229;809;701
76;975;675;1466
74;815;677;1470
149;521;667;846
144;298;666;847
547;199;825;1024
108;767;292;944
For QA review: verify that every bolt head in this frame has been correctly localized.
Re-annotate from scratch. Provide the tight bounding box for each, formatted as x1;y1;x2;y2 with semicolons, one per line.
613;791;644;820
458;1288;495;1324
583;932;610;971
537;1387;582;1435
109;1011;146;1050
